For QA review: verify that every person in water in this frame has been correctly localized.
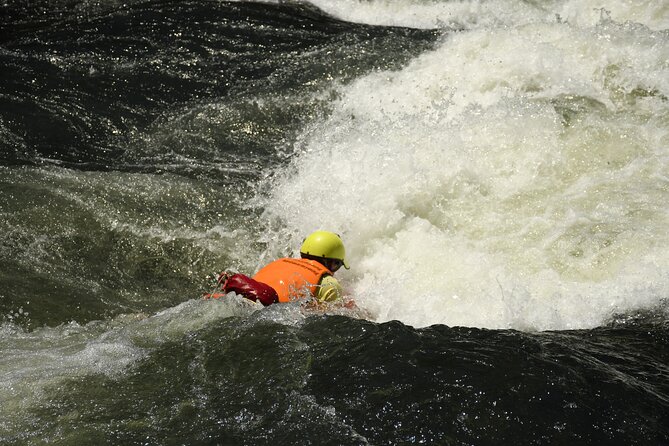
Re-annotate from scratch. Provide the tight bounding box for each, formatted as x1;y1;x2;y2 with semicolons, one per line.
214;230;349;306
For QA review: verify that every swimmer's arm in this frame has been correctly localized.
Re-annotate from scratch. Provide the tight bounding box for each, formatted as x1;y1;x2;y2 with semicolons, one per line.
316;275;343;302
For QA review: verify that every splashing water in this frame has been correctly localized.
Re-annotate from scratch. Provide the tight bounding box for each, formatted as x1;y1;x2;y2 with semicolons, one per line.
262;2;669;330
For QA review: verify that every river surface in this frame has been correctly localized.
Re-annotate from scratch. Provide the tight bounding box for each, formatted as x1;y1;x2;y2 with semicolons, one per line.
1;0;668;444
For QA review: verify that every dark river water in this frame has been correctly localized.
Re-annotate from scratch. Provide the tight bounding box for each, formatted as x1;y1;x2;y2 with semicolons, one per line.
1;1;668;444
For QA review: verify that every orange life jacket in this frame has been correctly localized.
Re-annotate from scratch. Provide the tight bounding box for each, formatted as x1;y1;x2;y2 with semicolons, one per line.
253;258;331;303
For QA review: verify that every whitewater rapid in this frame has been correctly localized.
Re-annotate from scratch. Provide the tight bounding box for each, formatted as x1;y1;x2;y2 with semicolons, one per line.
261;1;669;330
310;0;669;31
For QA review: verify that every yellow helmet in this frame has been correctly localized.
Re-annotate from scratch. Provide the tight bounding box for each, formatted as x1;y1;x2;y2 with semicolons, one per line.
300;230;349;269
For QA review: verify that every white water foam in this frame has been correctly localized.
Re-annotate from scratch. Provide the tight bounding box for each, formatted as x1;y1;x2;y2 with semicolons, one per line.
261;3;669;330
309;0;550;30
307;0;669;31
